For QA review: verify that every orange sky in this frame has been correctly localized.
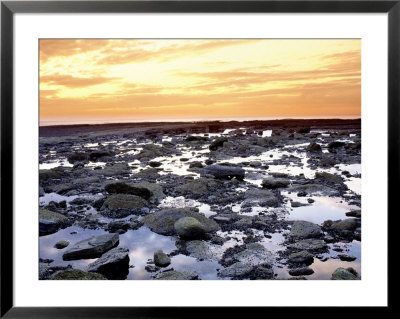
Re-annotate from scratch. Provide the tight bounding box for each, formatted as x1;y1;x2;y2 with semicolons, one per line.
39;39;361;125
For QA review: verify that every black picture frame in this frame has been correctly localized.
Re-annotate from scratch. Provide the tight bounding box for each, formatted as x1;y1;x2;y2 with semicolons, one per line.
1;0;396;317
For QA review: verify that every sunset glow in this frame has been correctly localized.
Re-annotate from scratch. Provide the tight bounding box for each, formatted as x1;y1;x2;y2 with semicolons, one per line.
39;39;361;125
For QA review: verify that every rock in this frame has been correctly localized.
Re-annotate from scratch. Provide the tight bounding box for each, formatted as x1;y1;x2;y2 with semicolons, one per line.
137;144;165;160
87;247;130;279
218;262;253;278
154;250;171;267
209;137;228;151
54;240;70;249
251;265;274;279
289;267;314;276
39;168;65;180
130;181;165;203
331;267;358;280
315;172;344;184
288;183;338;196
203;165;245;180
174;217;206;239
287;239;328;251
306;142;322;152
185;240;216;260
67;152;89;163
63;233;119;260
104;182;151;200
154;270;199;280
149;161;162;167
90;163;130;177
39;186;45;196
244;188;279;207
290;220;322;239
39;208;69;236
106;220;132;233
52;269;107;280
233;243;274;267
288;250;314;264
189;161;204;168
175;178;219;196
101;194;148;210
261;178;290;189
89;151;112;161
296;127;310;134
346;210;361;218
328;141;345;148
330;218;358;231
337;254;357;261
142;208;219;236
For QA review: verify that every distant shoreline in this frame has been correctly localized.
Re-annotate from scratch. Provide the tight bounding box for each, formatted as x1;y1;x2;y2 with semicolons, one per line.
39;118;361;138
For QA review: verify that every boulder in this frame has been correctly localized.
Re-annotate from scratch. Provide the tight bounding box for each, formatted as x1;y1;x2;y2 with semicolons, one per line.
142;208;219;236
39;208;69;236
218;262;254;278
153;250;171;267
306;142;322;152
331;267;358;280
209;137;228;151
67;152;89;163
330;218;358;231
52;269;106;280
101;194;148;210
289;267;314;276
104;182;151;200
290;220;322;239
87;247;130;279
203;165;245;181
243;188;279;207
287;239;328;251
54;240;70;249
288;250;314;264
154;270;199;280
63;233;119;260
174;217;206;239
315;171;344;184
261;178;290;189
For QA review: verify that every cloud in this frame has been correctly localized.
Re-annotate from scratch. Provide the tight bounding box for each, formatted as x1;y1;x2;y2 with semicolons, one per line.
40;74;119;88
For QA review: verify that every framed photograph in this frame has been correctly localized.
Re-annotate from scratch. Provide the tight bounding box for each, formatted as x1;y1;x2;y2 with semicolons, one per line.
1;0;396;316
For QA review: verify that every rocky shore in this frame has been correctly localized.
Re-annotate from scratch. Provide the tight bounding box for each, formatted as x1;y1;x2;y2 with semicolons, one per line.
39;119;361;280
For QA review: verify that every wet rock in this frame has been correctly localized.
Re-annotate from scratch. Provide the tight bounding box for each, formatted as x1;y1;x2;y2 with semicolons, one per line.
189;161;204;168
331;267;358;280
89;151;112;161
89;162;130;177
328;141;346;149
39;186;45;196
296;127;310;134
261;178;290;189
289;267;314;276
289;183;338;196
133;167;160;180
315;171;345;185
54;240;70;249
149;161;162;167
346;210;361;218
145;265;159;272
337;254;357;261
287;239;328;251
137;144;165;161
244;188;279;207
288;250;314;264
218;262;253;278
307;198;315;203
106;220;132;233
39;168;66;180
154;270;199;280
104;182;151;200
52;269;106;280
234;243;274;266
87;247;130;279
251;265;274;279
67;152;89;163
154;250;171;267
175;178;219;196
174;217;206;239
306;142;322;152
63;233;119;260
203;165;245;181
185;240;216;260
142;208;219;236
39;208;69;236
209;137;228;151
329;218;358;231
290;220;322;239
101;194;148;210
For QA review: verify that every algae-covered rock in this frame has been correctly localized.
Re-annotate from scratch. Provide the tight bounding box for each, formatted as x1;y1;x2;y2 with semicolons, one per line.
101;194;148;210
142;207;219;236
331;267;358;280
174;217;206;239
39;208;69;236
154;250;171;267
52;269;106;280
154;270;199;280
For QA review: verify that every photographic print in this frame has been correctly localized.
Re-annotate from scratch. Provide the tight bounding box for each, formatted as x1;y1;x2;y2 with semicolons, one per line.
38;39;361;281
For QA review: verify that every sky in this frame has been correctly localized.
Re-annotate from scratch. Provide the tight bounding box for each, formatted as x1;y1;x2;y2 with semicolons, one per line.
39;39;361;125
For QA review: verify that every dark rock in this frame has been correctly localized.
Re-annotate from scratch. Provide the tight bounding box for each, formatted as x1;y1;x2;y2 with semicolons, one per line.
209;137;228;151
67;152;89;163
63;233;119;260
289;267;314;276
154;270;199;280
154;250;171;267
261;178;290;189
289;220;322;239
105;182;151;200
337;254;357;261
331;267;358;280
52;269;106;280
288;250;314;264
54;240;70;249
328;141;346;148
39;208;69;236
87;247;130;279
306;142;322;152
203;165;245;181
